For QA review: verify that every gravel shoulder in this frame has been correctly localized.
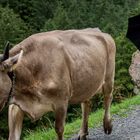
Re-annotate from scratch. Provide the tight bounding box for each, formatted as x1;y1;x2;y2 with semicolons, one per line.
69;106;140;140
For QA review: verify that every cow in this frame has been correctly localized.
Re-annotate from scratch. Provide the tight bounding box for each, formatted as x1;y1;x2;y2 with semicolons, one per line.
0;28;116;140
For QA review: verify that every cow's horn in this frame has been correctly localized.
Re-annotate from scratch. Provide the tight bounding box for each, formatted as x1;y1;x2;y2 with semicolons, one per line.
1;41;10;62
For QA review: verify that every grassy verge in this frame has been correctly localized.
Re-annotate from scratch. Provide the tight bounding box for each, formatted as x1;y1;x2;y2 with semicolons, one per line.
25;95;140;140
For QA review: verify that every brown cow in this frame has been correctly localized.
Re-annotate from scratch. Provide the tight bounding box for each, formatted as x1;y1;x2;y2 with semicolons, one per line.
0;28;116;140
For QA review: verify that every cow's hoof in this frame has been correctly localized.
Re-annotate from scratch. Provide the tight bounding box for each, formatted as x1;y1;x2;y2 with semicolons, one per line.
103;119;113;135
78;135;87;140
78;130;88;140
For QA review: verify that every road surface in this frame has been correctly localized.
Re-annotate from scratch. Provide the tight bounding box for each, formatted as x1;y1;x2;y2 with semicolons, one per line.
69;106;140;140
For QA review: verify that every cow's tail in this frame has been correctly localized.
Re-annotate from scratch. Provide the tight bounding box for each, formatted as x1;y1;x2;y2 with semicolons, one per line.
103;33;116;90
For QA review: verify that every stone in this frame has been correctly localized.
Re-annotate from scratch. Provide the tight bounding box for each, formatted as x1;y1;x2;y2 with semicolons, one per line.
129;50;140;90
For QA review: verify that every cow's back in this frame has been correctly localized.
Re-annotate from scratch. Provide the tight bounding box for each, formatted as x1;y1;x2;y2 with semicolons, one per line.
10;29;115;104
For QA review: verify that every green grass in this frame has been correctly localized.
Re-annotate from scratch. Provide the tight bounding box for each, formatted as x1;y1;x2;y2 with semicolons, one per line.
25;95;140;140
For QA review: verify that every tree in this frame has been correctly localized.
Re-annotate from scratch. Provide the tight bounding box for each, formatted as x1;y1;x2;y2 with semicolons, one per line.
0;0;58;31
0;6;29;51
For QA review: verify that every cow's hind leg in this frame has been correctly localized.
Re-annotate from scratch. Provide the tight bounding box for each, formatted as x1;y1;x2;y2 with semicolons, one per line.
102;34;115;135
103;80;113;135
78;100;91;140
55;103;68;140
8;104;24;140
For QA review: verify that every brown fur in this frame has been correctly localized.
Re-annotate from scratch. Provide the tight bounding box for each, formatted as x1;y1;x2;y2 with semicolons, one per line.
0;28;116;140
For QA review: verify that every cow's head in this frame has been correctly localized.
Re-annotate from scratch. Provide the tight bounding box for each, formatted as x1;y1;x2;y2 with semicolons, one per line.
0;42;23;111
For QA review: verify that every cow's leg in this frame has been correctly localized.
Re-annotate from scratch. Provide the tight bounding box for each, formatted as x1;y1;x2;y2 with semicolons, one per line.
54;103;68;140
8;104;24;140
103;81;113;135
78;100;91;140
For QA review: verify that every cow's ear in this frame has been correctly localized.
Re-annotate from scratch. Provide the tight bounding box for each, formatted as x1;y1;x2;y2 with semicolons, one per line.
1;50;23;72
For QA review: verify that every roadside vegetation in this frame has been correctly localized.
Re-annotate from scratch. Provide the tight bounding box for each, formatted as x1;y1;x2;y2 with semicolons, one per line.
0;0;140;139
25;95;140;140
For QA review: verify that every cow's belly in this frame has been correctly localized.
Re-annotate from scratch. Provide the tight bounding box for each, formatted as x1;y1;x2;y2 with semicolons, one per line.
69;58;106;104
65;39;107;104
69;76;105;104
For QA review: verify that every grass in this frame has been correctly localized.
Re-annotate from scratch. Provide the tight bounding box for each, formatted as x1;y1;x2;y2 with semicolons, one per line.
24;95;140;140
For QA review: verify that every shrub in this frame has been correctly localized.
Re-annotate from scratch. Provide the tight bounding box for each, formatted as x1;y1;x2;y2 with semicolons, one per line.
114;34;136;101
0;6;29;51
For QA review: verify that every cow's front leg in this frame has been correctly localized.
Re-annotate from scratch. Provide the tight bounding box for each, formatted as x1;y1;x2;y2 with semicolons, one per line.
54;103;68;140
8;104;24;140
78;100;91;140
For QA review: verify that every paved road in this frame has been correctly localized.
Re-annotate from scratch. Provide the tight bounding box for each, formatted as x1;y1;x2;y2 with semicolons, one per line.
69;106;140;140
